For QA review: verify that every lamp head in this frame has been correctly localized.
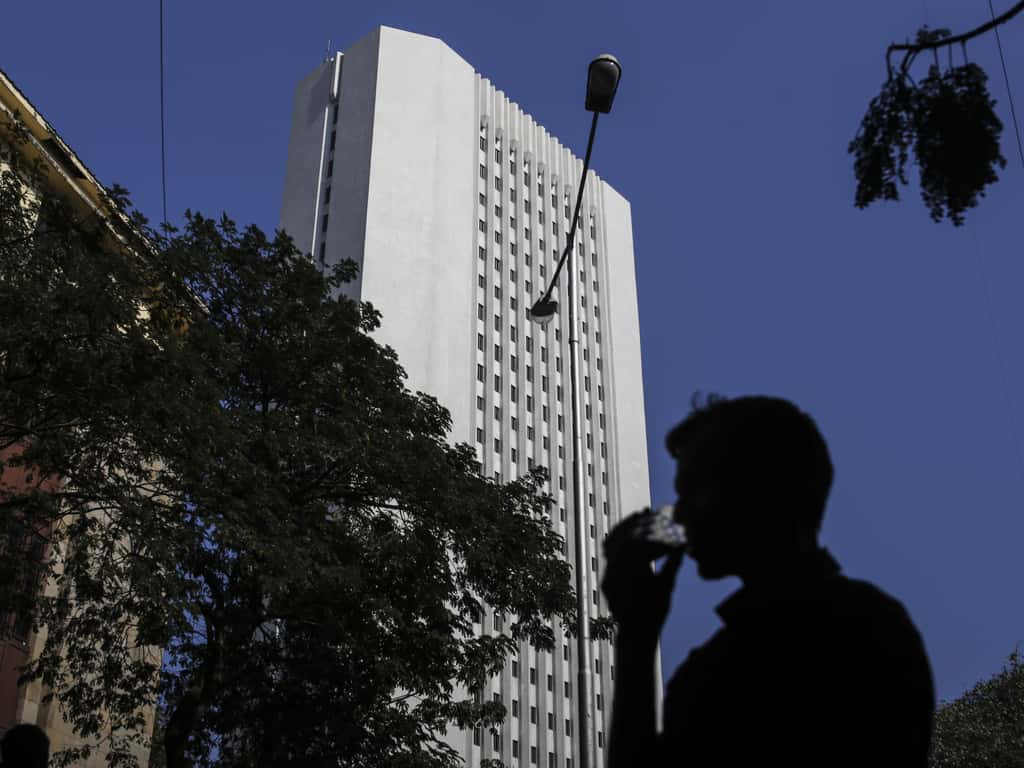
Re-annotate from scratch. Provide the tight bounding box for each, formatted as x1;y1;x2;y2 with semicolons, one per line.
586;54;621;114
528;296;559;326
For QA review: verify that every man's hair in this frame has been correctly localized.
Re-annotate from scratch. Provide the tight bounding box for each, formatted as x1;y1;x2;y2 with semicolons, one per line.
1;723;50;768
665;392;834;536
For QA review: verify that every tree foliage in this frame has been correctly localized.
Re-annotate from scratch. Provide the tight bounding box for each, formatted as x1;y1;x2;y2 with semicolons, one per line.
929;647;1024;767
1;130;597;767
850;25;1008;225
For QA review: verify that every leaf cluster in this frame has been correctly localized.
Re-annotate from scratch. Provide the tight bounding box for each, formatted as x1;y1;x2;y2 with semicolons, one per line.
850;54;1006;226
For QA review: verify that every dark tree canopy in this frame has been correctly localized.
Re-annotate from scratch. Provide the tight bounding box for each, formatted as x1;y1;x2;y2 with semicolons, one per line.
1;132;599;767
850;25;1009;226
928;647;1024;767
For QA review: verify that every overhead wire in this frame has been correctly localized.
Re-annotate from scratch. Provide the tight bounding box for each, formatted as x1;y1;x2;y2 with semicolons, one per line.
967;224;1024;500
159;0;168;227
988;0;1024;166
921;0;1024;494
974;2;1024;487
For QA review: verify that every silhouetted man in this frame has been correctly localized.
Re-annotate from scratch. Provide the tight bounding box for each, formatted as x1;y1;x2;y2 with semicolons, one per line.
0;723;49;768
602;393;935;767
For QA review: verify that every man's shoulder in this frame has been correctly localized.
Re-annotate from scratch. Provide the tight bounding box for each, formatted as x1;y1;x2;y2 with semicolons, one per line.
664;626;730;691
825;574;928;655
829;574;916;622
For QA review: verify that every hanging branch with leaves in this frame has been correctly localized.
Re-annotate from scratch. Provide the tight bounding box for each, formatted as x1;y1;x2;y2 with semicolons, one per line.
850;2;1024;225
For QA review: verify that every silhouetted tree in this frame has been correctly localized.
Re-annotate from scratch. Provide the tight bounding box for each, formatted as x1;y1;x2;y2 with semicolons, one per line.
2;137;596;767
929;647;1024;767
850;3;1023;225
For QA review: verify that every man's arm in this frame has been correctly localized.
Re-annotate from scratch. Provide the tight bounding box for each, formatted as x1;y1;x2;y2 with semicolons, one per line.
601;511;685;768
608;628;660;768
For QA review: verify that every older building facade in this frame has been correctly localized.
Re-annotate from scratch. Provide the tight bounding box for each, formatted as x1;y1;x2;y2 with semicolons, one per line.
280;27;656;768
0;67;159;767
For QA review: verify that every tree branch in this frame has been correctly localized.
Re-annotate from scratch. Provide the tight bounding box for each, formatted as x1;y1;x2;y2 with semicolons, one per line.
887;1;1024;74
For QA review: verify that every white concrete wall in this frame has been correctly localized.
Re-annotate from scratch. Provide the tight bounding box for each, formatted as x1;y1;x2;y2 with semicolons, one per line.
360;27;477;447
599;185;650;519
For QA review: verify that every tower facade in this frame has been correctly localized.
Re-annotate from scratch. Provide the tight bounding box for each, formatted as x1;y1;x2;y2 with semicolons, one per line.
280;26;655;768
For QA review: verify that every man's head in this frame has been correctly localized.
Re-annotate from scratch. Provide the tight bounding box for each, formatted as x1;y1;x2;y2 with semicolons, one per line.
666;392;834;582
0;723;49;768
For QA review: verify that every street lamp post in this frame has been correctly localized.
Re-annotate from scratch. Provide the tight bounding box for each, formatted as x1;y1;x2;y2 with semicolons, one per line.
528;54;621;768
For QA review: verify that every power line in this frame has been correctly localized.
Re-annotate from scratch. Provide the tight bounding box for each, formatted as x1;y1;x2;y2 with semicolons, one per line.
967;224;1024;501
988;0;1024;167
159;0;168;226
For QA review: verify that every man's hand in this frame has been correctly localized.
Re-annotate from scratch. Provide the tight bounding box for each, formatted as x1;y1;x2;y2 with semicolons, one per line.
601;509;686;644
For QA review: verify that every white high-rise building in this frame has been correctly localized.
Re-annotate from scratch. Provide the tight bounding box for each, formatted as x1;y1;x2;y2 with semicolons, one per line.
280;26;657;768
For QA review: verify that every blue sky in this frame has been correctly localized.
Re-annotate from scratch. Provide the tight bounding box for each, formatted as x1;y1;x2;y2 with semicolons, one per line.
5;1;1023;707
